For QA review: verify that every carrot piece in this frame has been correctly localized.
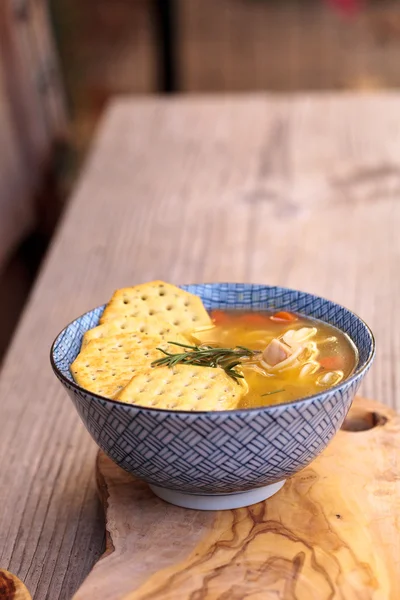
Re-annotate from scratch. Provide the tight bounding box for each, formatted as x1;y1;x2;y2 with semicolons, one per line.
319;356;343;370
210;310;231;325
270;311;297;322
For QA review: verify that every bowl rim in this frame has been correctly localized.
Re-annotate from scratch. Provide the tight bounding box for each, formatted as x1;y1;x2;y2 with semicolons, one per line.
50;283;376;415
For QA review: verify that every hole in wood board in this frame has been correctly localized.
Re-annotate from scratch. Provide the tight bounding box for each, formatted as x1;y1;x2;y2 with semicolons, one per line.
341;409;388;432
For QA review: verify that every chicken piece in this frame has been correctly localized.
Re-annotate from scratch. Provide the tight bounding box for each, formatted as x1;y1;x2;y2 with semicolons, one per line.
262;338;293;367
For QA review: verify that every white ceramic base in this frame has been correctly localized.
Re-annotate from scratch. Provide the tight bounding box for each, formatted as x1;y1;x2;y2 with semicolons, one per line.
149;480;286;511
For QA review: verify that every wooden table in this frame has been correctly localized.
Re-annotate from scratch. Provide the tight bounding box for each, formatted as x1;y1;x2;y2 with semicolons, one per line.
0;94;398;599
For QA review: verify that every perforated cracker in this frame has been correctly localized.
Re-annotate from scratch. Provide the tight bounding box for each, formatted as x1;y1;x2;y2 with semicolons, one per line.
116;364;248;411
71;332;188;399
81;315;181;350
100;281;211;332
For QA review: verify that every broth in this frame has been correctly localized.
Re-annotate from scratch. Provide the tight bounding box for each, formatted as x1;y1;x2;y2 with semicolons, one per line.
191;310;358;408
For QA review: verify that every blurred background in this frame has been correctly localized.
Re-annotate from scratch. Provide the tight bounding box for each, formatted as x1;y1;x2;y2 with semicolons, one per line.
1;0;399;361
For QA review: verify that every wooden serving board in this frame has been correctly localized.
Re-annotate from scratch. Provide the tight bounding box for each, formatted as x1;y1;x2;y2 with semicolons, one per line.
74;397;400;600
0;571;32;600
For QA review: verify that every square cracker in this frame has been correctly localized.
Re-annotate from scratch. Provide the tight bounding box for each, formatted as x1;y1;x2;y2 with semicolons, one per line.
70;331;188;399
116;364;248;411
100;281;211;332
81;315;181;350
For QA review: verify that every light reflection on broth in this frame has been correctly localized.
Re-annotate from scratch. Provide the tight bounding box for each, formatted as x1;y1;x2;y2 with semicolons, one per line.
191;310;358;409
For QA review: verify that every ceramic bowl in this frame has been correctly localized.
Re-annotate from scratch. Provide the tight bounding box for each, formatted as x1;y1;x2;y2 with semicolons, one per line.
51;284;375;510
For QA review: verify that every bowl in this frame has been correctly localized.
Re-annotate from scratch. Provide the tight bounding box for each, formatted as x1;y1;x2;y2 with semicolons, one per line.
51;283;375;510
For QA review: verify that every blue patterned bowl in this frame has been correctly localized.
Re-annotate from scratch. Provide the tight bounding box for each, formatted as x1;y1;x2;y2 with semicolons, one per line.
51;284;375;510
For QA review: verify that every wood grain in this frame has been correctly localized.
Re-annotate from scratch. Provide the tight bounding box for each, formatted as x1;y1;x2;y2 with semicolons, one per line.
74;397;400;600
0;65;34;268
0;94;399;597
177;0;400;92
0;0;66;268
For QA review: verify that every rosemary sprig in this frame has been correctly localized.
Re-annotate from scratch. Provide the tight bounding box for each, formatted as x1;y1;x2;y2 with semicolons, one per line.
261;388;285;397
151;341;258;382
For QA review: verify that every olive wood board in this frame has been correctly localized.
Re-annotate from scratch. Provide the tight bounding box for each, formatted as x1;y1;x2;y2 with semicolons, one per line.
74;396;400;600
0;571;32;600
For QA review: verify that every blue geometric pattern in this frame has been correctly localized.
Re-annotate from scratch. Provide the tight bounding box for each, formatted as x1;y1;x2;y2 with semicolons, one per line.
51;284;375;494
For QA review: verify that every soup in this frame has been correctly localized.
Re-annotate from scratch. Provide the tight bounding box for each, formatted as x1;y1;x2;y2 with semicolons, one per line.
190;309;358;408
71;281;359;411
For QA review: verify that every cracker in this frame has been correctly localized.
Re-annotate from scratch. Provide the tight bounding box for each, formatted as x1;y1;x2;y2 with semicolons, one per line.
100;281;211;332
116;364;248;411
81;315;181;350
71;332;188;399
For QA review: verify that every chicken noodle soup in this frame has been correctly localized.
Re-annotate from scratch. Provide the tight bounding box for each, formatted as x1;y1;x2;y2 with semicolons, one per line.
71;281;358;411
189;309;358;408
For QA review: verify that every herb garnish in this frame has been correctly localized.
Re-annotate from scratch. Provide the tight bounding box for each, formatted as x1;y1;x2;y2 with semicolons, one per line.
151;342;258;382
261;389;285;397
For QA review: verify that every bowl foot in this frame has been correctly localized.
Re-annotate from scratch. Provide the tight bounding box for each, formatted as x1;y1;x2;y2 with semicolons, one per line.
149;480;286;511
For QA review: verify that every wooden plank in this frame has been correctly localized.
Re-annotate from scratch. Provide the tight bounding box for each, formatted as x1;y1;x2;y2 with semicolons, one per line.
52;0;156;151
0;62;35;268
28;0;67;136
75;397;400;600
0;0;66;165
0;0;66;267
0;94;399;597
0;0;49;168
176;0;400;92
